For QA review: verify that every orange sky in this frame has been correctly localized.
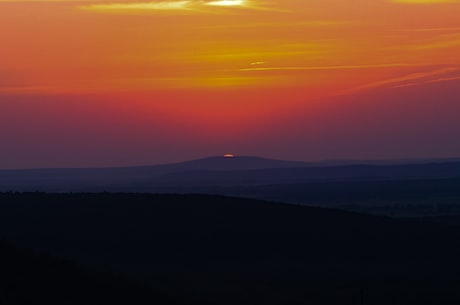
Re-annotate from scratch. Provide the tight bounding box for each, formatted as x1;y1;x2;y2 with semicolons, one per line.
1;0;460;168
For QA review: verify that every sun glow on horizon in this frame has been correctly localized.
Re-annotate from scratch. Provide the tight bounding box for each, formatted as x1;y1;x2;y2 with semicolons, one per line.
206;0;245;6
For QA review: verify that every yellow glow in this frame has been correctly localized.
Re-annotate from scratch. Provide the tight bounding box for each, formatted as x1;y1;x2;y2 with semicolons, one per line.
206;0;245;6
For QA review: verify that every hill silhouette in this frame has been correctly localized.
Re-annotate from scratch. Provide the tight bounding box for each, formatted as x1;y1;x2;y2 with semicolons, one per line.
1;193;460;304
0;239;187;305
1;156;460;193
0;156;308;191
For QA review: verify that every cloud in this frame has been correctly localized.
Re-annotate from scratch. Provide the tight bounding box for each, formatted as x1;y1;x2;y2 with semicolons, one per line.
200;20;349;30
410;34;460;50
239;63;418;72
341;66;460;94
79;0;264;13
80;1;193;12
399;27;460;32
0;70;55;93
0;0;107;2
0;86;55;94
391;0;460;3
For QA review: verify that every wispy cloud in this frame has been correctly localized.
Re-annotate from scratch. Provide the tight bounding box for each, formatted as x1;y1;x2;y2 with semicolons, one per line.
341;66;460;94
0;0;112;2
80;1;193;12
391;0;460;3
239;63;419;72
0;86;56;94
80;0;266;13
410;34;460;50
199;20;349;30
398;27;460;32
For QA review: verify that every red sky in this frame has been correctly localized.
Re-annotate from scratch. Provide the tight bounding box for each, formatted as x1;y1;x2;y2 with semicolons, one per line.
1;0;460;168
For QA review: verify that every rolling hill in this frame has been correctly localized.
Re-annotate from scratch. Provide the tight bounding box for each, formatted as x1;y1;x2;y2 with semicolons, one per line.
0;239;185;305
1;193;460;304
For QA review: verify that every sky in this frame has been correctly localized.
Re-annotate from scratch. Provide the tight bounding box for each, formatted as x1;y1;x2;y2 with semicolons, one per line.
1;0;460;168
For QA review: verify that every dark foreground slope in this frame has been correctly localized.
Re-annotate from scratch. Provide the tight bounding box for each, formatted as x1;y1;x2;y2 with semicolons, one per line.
1;193;460;305
0;240;184;305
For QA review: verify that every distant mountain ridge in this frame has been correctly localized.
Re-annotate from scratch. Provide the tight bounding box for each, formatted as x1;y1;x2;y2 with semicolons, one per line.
0;156;309;173
144;155;312;171
4;155;460;172
0;156;309;191
1;155;460;192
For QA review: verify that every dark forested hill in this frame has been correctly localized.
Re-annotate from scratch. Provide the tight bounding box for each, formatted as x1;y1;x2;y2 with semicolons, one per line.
1;193;460;304
0;239;186;305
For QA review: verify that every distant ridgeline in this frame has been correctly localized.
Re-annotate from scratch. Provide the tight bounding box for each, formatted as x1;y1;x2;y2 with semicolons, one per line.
1;157;460;217
1;193;460;304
